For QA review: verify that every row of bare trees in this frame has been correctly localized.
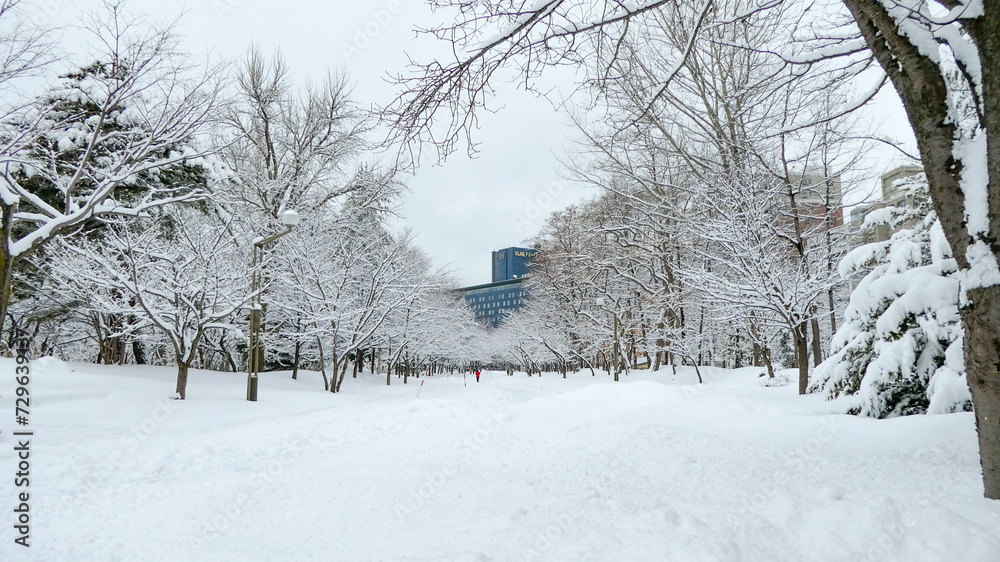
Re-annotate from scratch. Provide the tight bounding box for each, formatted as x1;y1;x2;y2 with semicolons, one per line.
0;3;473;398
466;0;871;395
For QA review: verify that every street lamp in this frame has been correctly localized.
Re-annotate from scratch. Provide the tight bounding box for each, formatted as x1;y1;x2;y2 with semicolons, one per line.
247;210;300;402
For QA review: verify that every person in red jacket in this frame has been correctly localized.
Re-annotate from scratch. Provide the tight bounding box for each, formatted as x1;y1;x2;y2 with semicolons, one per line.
475;370;480;383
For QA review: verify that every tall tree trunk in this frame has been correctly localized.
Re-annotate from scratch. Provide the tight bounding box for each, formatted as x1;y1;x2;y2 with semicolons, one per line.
99;312;127;365
612;313;620;382
176;362;190;400
962;286;1000;499
336;359;349;392
90;314;107;364
654;320;666;371
316;337;328;391
810;316;823;367
292;340;301;380
733;328;741;369
330;353;339;393
967;0;1000;502
133;341;146;365
762;347;775;379
216;335;236;372
0;202;15;337
828;288;838;334
793;323;809;395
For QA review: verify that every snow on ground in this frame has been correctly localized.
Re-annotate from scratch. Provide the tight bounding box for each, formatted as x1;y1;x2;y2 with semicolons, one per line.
1;360;999;561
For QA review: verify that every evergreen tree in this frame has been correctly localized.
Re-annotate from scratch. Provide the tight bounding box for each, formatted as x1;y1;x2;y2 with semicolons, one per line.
811;174;972;417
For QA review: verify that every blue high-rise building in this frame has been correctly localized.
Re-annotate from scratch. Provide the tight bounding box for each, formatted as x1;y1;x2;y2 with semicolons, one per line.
460;247;536;327
492;247;537;283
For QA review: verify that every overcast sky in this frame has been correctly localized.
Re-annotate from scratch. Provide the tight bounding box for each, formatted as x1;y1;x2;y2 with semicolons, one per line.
36;1;916;287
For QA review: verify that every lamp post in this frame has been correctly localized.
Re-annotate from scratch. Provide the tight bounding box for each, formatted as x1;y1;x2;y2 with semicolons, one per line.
247;210;300;402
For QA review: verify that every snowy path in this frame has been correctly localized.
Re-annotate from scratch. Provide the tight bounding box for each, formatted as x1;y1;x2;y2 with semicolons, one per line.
1;359;998;561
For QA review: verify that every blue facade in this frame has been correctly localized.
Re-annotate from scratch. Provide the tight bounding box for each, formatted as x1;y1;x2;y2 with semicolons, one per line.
460;279;526;328
492;247;537;283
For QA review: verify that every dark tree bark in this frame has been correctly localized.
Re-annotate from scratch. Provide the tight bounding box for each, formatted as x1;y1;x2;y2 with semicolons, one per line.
133;341;146;365
330;353;339;393
793;322;810;395
762;347;775;380
810;317;823;368
317;337;329;391
828;288;838;334
962;286;1000;499
0;202;14;336
176;362;190;400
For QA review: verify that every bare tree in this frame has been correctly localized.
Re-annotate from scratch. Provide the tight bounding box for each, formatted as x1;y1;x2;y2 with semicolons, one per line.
48;208;253;399
216;47;368;221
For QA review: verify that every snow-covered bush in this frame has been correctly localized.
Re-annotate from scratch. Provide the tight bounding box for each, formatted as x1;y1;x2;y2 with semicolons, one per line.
810;174;972;417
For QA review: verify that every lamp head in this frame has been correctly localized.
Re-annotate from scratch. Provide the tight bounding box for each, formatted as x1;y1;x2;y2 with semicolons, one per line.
280;210;300;226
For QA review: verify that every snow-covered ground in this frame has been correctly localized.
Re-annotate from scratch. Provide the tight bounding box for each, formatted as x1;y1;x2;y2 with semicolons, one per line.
1;359;998;561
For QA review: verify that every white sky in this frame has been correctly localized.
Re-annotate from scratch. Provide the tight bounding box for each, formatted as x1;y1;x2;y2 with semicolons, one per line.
35;0;916;286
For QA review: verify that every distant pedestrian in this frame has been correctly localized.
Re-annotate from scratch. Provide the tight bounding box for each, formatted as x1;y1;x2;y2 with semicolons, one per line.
475;370;480;383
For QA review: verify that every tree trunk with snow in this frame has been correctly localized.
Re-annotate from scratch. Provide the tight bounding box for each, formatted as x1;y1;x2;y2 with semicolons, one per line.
842;0;1000;497
962;286;1000;498
794;322;809;395
291;335;301;380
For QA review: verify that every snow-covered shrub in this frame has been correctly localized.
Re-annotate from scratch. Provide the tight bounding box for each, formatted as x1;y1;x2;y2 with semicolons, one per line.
760;370;792;387
810;174;972;417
